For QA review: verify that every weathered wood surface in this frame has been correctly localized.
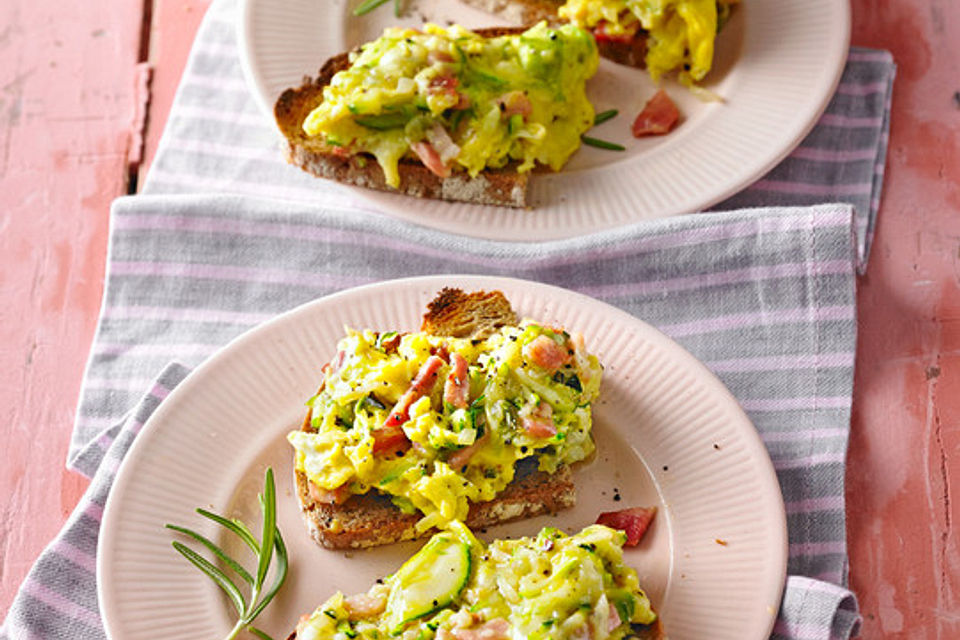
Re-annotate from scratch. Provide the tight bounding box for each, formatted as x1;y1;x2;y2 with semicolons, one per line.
1;0;958;636
0;0;144;615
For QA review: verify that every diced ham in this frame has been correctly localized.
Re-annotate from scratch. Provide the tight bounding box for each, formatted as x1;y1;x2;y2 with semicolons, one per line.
371;424;411;455
446;429;490;471
429;74;458;90
408;355;446;396
520;402;557;439
632;89;681;137
425;123;461;164
569;332;593;382
496;90;533;117
373;355;443;436
595;506;658;546
379;333;401;353
308;481;351;505
330;144;352;158
344;592;387;620
432;342;450;362
450;618;511;640
444;352;470;410
411;141;451;178
429;50;456;64
591;19;640;45
523;334;570;373
607;601;622;632
569;626;590;640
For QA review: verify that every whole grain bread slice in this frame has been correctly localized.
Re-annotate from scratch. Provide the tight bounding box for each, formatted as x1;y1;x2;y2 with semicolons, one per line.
293;288;578;550
274;28;533;208
420;287;519;340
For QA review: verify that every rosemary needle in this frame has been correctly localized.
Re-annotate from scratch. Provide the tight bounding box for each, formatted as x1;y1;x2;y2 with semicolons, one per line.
353;0;390;16
166;468;288;640
593;109;619;126
581;135;626;151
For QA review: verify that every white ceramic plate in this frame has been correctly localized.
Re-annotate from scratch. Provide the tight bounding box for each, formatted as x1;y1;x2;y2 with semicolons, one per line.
237;0;849;240
98;276;787;640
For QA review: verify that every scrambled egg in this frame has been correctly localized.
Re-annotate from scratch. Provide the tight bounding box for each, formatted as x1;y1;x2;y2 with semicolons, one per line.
558;0;738;85
302;22;599;187
288;323;603;532
298;522;657;640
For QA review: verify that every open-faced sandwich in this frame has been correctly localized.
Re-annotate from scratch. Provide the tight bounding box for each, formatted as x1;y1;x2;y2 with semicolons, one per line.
461;0;739;85
287;289;603;549
290;520;662;640
275;23;599;206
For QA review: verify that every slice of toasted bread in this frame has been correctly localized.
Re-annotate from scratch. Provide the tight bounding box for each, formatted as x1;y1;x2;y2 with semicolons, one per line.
295;459;575;549
420;287;519;340
274;28;534;208
293;289;578;550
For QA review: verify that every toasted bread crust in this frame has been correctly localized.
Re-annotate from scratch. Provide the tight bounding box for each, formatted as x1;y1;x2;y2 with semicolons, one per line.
420;288;519;340
274;28;533;207
293;289;578;550
295;459;575;549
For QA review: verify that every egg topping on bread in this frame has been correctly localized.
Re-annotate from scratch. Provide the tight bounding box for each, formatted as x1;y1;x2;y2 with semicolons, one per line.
294;521;657;640
287;323;602;533
301;22;599;188
558;0;739;85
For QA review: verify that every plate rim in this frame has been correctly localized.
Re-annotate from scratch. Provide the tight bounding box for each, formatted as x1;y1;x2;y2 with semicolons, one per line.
234;0;852;240
97;274;788;639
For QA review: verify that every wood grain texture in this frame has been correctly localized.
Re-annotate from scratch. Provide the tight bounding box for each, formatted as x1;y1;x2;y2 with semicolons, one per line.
0;0;146;614
137;0;210;183
848;1;960;637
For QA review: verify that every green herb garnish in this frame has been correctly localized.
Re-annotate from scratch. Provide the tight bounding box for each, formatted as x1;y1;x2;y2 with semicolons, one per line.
166;468;288;640
593;109;618;125
581;135;626;151
352;0;390;16
355;112;412;130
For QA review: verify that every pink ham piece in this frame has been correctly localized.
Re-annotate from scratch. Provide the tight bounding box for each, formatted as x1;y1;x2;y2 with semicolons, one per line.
449;618;511;640
343;592;387;620
446;429;490;471
308;481;351;505
595;506;658;546
411;141;451;178
373;355;445;454
522;334;570;373
631;89;681;137
425;123;462;164
607;600;622;632
444;352;470;410
496;90;533;117
520;402;557;439
371;425;411;456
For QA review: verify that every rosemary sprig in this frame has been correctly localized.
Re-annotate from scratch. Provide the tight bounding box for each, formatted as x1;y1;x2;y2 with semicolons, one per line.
581;135;626;151
353;0;390;16
593;109;619;126
581;110;625;151
166;468;288;640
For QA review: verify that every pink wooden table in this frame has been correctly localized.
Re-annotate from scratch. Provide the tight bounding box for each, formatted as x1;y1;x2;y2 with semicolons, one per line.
2;1;958;636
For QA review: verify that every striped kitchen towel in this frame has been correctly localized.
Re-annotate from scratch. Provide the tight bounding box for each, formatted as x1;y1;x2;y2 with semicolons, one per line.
3;199;861;640
142;0;894;269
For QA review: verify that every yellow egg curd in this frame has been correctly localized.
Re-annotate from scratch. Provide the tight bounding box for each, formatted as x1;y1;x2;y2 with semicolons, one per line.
558;0;739;85
287;324;603;533
301;22;599;187
296;521;657;640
